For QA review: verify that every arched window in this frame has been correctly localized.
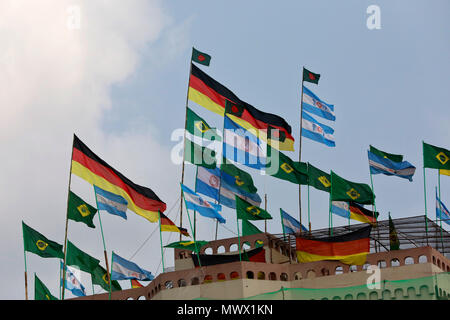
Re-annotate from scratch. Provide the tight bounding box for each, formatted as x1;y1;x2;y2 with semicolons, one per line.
242;241;251;251
246;271;254;279
217;245;226;253
191;277;200;285
294;272;302;280
356;293;367;300
377;260;387;268
217;273;226;281
230;271;239;280
204;247;213;255
418;255;428;263
306;270;316;279
404;257;414;265
390;258;400;267
280;273;288;281
321;268;330;276
203;275;213;283
335;266;344;275
344;294;353;300
178;279;187;287
257;271;265;280
369;291;378;300
229;243;239;252
269;272;277;280
349;265;358;272
164;281;173;289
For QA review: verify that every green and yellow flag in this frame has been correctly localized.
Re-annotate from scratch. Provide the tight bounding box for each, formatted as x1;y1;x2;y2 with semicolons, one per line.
191;47;211;66
184;139;217;169
389;214;400;251
22;222;64;259
241;219;263;236
164;240;209;253
370;145;403;163
91;264;121;292
330;171;375;205
66;240;100;274
186;108;220;140
267;149;308;185
423;142;450;170
307;163;331;193
220;162;258;194
67;191;97;228
236;197;272;221
34;274;58;300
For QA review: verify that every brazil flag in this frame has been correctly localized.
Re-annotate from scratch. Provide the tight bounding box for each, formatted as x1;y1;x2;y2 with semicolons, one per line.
423;142;450;170
330;171;375;205
236;197;272;221
22;222;64;259
307;163;331;193
67;191;97;228
91;264;121;292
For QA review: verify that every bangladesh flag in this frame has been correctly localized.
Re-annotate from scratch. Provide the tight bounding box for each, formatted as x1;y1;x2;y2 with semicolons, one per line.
220;162;258;194
22;222;64;259
303;67;320;84
91;264;121;292
423;142;450;170
389;214;400;251
267;148;308;185
66;240;100;274
67;191;97;228
241;219;263;236
164;240;209;253
186;108;220;141
370;145;403;163
307;163;331;193
236;196;272;220
34;274;58;300
184;139;217;169
191;47;211;66
330;171;375;205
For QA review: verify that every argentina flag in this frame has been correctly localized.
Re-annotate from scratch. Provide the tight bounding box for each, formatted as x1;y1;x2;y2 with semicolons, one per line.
280;208;308;234
301;111;335;147
94;185;128;220
181;183;225;223
111;252;154;281
61;261;86;297
436;189;450;226
302;86;335;121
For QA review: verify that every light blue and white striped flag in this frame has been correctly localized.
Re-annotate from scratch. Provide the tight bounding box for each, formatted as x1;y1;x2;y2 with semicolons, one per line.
436;189;450;226
280;208;308;234
60;261;86;297
302;86;335;121
111;252;154;281
301;111;335;147
94;185;128;220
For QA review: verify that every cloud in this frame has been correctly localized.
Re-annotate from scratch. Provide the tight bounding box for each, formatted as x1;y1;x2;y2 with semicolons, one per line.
0;0;185;299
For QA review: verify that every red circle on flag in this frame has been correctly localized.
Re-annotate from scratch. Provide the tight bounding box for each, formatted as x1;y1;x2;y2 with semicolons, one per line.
231;105;239;114
309;73;315;80
198;55;205;61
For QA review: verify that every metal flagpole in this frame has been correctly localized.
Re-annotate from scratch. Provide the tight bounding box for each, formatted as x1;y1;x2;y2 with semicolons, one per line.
438;173;444;254
298;68;305;233
158;211;165;273
62;134;75;299
369;169;379;252
180;49;194;241
93;186;111;296
181;185;202;267
264;194;268;233
422;142;429;245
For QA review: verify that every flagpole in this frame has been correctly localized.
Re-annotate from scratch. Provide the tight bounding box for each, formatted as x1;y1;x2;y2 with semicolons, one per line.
180;49;194;241
329;172;333;236
298;68;305;233
307;184;311;232
22;240;28;300
438;173;444;254
422;142;429;245
369;169;379;252
62;134;75;299
194;165;199;240
158;211;165;273
109;251;114;300
93;186;111;296
264;194;268;233
181;186;202;267
280;209;286;242
236;211;242;262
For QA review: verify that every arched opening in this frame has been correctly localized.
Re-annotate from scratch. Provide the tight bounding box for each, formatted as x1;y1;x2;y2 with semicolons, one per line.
246;271;254;279
217;245;226;253
191;277;200;285
344;294;353;300
203;275;213;283
418;255;428;263
255;239;264;247
404;257;414;265
230;271;239;280
390;258;400;267
229;243;239;252
242;241;251;251
138;296;145;300
269;272;277;280
377;260;387;268
332;296;341;300
280;273;288;281
217;273;226;281
257;271;265;280
306;270;316;279
204;247;213;255
362;263;371;270
356;292;367;300
164;280;173;289
369;291;378;300
321;268;330;276
349;265;358;272
294;272;302;280
335;266;343;275
178;279;187;287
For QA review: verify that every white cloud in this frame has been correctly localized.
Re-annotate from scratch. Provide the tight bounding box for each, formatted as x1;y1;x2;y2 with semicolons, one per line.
0;0;185;299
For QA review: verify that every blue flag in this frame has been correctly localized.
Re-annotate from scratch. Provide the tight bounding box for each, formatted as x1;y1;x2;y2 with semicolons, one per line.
195;166;221;201
181;183;225;223
368;150;416;181
94;185;128;219
280;208;308;234
60;261;86;297
301;111;335;147
111;252;154;281
436;189;450;226
302;86;335;121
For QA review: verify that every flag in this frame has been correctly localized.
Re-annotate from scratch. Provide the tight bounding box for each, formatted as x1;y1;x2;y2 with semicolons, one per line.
188;63;295;151
220;162;258;194
111;252;154;281
296;225;372;265
436;190;450;226
236;196;272;221
61;262;86;297
186;107;221;141
181;183;225;223
223;115;267;170
266;148;308;185
280;208;308;234
423;142;450;170
369;145;403;163
302;86;335;121
219;179;262;209
301;111;335;147
389;214;400;250
303;67;320;84
439;169;450;176
67;191;97;228
131;279;144;289
241;219;263;236
164;240;209;252
330;171;375;205
307;163;331;193
195;166;221;201
184;138;218;169
71;135;166;223
191;47;211;66
159;211;190;237
368;150;416;181
192;246;265;267
66;240;100;274
331;201;379;225
91;264;122;292
34;274;58;300
22;222;64;259
94;185;128;220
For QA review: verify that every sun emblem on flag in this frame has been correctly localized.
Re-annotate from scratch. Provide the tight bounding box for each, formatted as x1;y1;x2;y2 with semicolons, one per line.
246;206;261;216
346;188;360;200
280;163;294;174
318;176;331;188
77;204;91;217
36;240;48;251
436;152;449;165
102;273;110;285
209;176;219;188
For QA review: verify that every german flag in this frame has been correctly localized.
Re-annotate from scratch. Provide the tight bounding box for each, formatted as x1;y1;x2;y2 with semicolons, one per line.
188;63;295;151
159;212;190;237
296;225;372;265
192;246;265;267
349;202;379;225
71;135;166;223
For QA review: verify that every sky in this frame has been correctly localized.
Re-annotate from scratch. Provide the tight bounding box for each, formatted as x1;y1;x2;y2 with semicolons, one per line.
1;0;449;300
